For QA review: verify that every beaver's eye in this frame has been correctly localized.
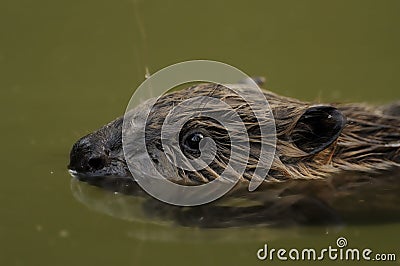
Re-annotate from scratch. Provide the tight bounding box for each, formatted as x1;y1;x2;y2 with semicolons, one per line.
183;132;204;152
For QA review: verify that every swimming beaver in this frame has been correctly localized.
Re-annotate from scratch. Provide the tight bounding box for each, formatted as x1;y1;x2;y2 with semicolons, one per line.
68;81;400;225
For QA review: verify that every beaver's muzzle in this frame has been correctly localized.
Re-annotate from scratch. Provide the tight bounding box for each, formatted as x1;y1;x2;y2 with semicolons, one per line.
68;117;131;180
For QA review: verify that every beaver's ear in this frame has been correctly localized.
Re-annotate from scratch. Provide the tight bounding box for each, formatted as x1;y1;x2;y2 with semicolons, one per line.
291;106;346;155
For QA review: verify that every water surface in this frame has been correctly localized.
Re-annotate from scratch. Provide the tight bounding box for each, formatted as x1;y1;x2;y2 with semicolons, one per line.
1;0;400;265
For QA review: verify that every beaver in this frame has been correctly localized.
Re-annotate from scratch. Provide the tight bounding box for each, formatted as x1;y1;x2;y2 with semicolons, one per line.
68;80;400;226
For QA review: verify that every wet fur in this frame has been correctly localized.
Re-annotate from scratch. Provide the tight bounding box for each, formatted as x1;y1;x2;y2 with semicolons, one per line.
130;84;400;184
70;84;400;183
68;83;400;226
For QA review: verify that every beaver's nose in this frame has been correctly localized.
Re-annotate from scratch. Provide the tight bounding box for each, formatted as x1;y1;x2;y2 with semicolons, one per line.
87;156;108;170
68;136;110;174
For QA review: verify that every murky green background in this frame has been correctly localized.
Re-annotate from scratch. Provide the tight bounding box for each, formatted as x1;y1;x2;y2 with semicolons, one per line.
1;0;399;265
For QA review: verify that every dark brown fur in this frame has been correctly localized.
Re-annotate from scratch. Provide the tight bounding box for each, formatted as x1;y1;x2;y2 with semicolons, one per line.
131;83;400;185
68;83;400;226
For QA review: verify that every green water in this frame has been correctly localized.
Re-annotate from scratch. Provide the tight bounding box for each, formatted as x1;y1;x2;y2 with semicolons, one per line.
1;0;400;265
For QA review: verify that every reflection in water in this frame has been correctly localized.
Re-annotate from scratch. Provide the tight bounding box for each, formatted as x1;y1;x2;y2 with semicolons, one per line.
70;178;336;242
71;168;400;242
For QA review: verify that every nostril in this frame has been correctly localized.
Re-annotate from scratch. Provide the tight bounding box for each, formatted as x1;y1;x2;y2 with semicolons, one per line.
88;156;107;170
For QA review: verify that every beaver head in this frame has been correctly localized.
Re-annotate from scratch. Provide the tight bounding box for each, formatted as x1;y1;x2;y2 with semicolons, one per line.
68;83;400;188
